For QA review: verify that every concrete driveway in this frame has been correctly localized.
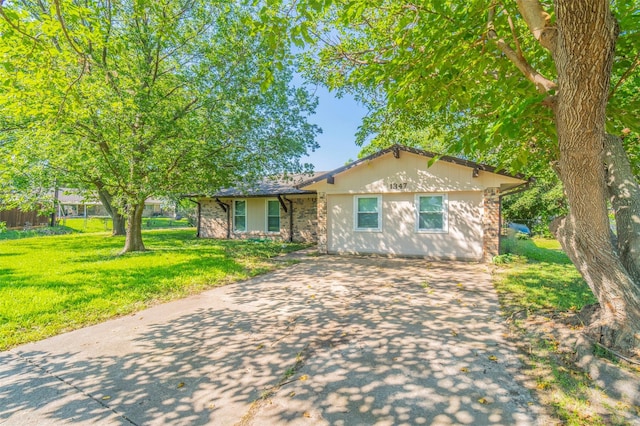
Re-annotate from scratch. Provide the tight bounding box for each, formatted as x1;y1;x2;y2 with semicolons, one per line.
1;254;545;425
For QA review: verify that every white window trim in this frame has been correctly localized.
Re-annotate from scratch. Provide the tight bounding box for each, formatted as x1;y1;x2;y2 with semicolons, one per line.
265;199;281;234
415;193;449;234
233;199;247;233
354;195;382;232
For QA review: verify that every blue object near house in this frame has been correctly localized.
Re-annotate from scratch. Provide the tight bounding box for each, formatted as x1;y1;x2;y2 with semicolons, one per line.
508;222;531;235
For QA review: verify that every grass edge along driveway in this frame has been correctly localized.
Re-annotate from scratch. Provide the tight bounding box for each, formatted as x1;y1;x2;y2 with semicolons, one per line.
0;229;307;350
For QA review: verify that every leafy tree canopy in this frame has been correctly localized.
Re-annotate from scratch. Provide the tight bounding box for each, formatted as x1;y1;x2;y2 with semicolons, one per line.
0;0;320;250
255;0;638;173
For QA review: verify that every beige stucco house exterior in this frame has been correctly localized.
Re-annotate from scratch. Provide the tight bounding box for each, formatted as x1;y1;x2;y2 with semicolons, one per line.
197;145;528;262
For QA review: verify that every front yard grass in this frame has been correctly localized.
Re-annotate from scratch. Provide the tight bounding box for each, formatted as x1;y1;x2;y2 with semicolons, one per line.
0;229;306;350
57;216;193;233
494;237;637;425
495;237;596;314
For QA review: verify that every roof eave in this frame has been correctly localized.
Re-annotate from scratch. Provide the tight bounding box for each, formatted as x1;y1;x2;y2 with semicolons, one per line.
296;144;528;188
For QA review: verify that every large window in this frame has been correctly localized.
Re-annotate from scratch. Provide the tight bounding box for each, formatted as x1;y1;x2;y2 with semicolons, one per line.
355;196;381;231
266;200;280;233
234;200;246;232
416;194;448;232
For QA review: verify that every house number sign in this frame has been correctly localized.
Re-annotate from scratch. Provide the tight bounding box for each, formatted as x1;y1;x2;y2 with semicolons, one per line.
387;182;408;190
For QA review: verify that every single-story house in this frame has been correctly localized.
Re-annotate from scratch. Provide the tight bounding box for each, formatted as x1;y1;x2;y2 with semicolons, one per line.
57;189;173;218
197;145;529;261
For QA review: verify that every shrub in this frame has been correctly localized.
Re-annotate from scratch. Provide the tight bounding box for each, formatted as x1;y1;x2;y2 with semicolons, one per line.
493;253;527;264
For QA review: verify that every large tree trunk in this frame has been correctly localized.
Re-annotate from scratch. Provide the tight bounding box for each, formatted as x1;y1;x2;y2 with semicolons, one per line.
551;0;640;353
121;201;146;253
604;134;640;283
111;212;126;237
95;183;126;236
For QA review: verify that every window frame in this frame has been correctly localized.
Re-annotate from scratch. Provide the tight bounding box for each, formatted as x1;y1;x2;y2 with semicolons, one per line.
415;193;449;233
354;195;382;232
233;199;247;233
265;199;281;233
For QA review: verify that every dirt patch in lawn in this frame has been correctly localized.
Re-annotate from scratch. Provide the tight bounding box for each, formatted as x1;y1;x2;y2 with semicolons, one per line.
504;306;640;425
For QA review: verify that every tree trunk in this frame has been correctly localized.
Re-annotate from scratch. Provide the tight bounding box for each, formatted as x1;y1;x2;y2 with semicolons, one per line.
111;212;126;236
604;133;640;283
121;201;146;253
95;183;126;236
551;0;640;352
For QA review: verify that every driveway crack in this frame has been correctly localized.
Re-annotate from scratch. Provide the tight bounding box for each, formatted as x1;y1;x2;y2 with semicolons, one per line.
11;351;138;426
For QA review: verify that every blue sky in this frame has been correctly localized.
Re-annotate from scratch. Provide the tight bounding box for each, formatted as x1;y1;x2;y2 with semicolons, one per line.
301;84;368;172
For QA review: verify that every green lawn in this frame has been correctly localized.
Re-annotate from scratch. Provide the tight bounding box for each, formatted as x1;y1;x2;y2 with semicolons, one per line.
0;229;306;350
495;237;596;313
58;216;193;233
493;238;637;425
58;217;114;233
0;217;193;240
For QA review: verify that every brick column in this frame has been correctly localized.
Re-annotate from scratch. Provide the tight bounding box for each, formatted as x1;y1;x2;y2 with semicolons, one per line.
316;192;328;253
280;202;291;242
200;199;229;239
483;188;501;262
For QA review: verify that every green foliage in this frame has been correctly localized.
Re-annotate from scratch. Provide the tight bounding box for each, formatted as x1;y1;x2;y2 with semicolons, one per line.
0;229;306;349
0;221;5;233
0;0;320;250
503;171;567;236
0;225;74;241
289;1;555;171
257;0;639;175
492;253;527;265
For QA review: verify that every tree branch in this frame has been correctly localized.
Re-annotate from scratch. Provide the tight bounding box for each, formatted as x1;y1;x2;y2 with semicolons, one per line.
0;3;41;44
52;0;85;57
505;8;523;59
610;51;640;100
515;0;557;53
487;6;556;94
55;59;88;119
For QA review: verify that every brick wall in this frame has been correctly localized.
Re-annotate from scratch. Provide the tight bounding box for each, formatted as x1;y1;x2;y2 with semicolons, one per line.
317;192;327;253
483;187;501;262
199;198;229;239
198;195;317;243
281;196;317;243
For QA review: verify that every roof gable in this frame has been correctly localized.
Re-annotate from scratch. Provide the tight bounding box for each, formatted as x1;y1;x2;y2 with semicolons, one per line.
298;145;528;193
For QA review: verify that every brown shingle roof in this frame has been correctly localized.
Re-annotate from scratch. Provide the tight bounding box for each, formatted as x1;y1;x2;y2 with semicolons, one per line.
211;172;326;197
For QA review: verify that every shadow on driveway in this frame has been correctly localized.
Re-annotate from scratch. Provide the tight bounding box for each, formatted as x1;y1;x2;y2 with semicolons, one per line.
1;256;544;425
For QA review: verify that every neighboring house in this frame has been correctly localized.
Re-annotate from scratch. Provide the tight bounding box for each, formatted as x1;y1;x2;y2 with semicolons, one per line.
198;145;529;262
57;191;107;218
57;189;172;218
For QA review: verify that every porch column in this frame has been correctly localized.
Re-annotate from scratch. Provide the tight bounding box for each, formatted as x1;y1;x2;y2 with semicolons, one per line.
317;192;328;254
483;187;501;262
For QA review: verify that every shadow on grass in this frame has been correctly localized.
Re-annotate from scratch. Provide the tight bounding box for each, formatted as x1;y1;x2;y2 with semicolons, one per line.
495;239;639;423
0;229;306;350
496;237;595;313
